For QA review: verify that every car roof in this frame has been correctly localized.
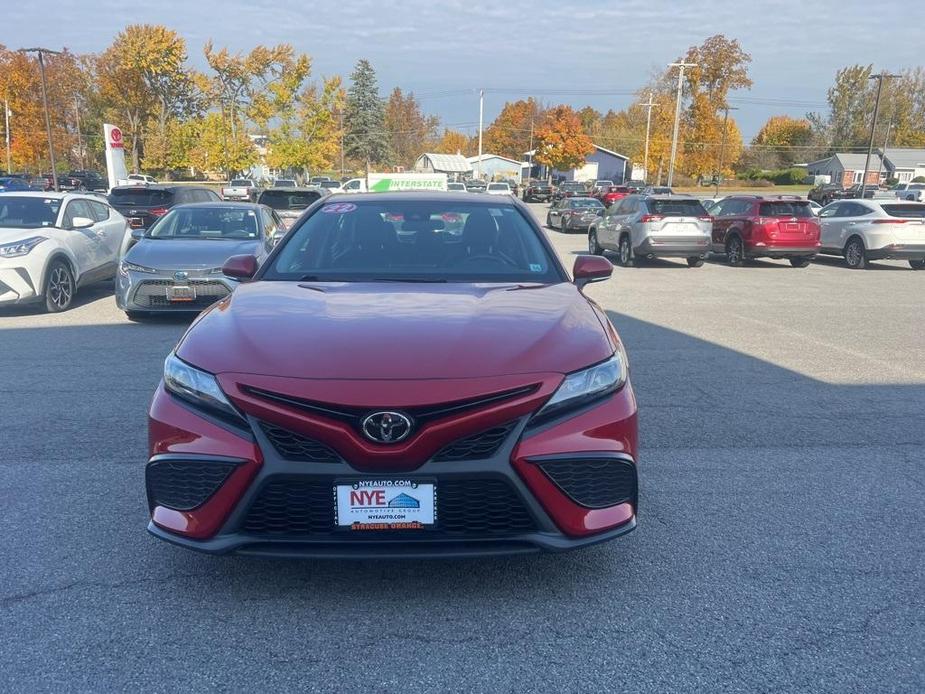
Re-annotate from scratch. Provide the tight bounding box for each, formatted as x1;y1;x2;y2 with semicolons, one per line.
0;191;97;201
169;201;262;210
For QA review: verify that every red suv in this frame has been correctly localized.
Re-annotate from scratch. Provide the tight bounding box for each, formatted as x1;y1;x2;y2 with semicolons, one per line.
145;193;638;557
710;196;821;267
595;185;632;208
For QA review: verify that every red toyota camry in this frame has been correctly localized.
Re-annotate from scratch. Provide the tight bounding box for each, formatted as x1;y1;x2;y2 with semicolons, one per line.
146;193;638;557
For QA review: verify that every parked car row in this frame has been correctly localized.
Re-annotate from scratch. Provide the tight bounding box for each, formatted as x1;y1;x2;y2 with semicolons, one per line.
575;192;925;270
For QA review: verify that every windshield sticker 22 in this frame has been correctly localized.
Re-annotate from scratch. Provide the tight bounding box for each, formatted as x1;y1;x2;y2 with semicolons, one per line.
321;202;357;214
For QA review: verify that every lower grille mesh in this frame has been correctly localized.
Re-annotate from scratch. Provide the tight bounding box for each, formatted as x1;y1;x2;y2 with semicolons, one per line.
433;422;517;461
538;459;637;509
146;460;238;511
241;477;536;537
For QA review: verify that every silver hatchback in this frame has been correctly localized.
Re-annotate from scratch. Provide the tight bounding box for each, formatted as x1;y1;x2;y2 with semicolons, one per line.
115;203;279;319
588;195;712;267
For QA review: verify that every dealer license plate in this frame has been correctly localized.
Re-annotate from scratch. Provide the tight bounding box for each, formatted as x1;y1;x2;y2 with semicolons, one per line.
128;217;143;228
335;480;435;530
167;285;196;302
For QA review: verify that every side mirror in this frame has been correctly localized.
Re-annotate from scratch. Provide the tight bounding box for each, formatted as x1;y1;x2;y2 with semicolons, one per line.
222;254;258;280
131;228;146;241
71;216;95;229
573;254;613;289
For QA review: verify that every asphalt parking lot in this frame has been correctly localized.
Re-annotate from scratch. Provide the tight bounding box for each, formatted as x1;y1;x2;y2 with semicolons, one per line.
1;201;923;692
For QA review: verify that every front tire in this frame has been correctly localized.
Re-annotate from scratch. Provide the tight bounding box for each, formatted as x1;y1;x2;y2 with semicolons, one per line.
125;310;150;322
686;257;704;268
618;234;634;267
588;229;603;256
44;259;75;313
844;237;867;269
909;259;925;270
725;236;744;267
789;257;812;268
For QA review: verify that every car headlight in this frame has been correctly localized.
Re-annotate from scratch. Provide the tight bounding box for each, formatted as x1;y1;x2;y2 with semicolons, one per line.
0;236;47;258
535;353;626;421
163;352;244;423
119;260;157;276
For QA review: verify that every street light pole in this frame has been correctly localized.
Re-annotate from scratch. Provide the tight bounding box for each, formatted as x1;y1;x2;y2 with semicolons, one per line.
715;105;738;197
20;48;61;191
477;89;484;180
667;61;697;188
74;96;84;171
860;71;898;199
4;99;11;174
641;92;656;183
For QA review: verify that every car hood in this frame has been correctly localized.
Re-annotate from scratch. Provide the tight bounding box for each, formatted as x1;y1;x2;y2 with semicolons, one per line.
0;226;48;241
127;238;260;270
177;281;614;379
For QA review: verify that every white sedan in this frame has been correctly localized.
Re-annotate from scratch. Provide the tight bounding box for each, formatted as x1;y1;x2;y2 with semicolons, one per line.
0;192;129;311
817;199;925;270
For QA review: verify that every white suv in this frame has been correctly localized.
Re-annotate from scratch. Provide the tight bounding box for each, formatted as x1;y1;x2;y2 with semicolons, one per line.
0;192;129;311
817;199;925;269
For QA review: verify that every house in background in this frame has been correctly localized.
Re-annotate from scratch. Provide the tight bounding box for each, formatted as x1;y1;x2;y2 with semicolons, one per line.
412;153;471;178
805;153;884;187
532;144;630;183
879;148;925;183
466;154;528;182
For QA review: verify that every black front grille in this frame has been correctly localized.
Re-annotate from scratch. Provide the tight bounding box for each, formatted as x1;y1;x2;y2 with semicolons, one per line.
146;459;238;511
433;422;517;461
241;477;536;537
537;458;636;509
259;422;341;462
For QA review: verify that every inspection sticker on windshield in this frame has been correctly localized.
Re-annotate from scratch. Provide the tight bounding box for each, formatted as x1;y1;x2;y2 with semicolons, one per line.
335;479;435;530
321;202;357;214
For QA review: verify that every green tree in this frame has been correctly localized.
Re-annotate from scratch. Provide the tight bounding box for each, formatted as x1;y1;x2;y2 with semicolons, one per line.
344;59;389;167
267;76;345;174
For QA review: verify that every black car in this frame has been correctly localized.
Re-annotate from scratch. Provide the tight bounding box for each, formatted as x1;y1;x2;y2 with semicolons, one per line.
808;183;847;205
256;186;326;230
108;184;221;231
68;170;108;192
641;186;674;196
552;181;588;201
842;183;880;200
522;181;554;203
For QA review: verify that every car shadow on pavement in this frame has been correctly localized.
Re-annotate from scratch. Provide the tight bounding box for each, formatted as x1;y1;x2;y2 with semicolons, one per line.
0;280;116;316
810;255;912;271
1;315;923;690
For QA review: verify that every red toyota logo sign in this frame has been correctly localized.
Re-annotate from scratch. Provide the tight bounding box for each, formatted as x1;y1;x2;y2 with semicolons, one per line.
110;127;123;149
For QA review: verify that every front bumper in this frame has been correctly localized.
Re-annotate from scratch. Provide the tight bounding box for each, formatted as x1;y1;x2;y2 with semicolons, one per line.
146;381;639;558
0;264;41;306
116;270;236;312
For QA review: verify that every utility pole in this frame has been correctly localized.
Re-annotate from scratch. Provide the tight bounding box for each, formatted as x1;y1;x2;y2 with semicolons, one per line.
20;47;61;191
715;105;739;197
641;92;657;182
667;61;697;188
339;109;345;177
876;105;895;184
860;71;898;199
74;96;84;171
4;100;10;174
477;89;484;180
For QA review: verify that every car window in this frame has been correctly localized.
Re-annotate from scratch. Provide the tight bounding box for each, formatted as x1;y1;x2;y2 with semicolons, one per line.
258;190;322;210
649;199;708;216
259;208;276;239
63;200;94;227
266;200;564;283
758;201;814;218
570;199;603;209
88;200;111;222
818;205;839;218
881;204;925;218
147;207;260;239
108;189;174;206
230;179;252;187
623;199;638;215
0;196;62;228
844;203;873;217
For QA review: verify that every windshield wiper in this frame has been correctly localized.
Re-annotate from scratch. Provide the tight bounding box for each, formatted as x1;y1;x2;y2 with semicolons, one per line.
370;277;448;283
296;274;358;282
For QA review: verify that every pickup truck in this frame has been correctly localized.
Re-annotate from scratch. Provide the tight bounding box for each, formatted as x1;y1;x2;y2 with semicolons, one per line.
222;179;258;202
893;182;925;202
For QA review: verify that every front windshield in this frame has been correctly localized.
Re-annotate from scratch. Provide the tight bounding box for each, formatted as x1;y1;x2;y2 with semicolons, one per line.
265;200;563;283
258;190;321;210
147;207;259;239
0;196;61;228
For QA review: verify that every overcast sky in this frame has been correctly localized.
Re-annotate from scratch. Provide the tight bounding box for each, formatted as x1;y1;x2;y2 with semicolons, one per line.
5;0;917;139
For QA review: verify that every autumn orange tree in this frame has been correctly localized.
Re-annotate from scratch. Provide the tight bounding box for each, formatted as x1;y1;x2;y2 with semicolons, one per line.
432;129;471;156
482;98;544;160
384;88;438;168
533;106;594;173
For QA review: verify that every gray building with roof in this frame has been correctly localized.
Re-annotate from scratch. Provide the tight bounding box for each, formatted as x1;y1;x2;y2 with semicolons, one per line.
806;153;885;187
413;153;472;178
879;148;925;184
